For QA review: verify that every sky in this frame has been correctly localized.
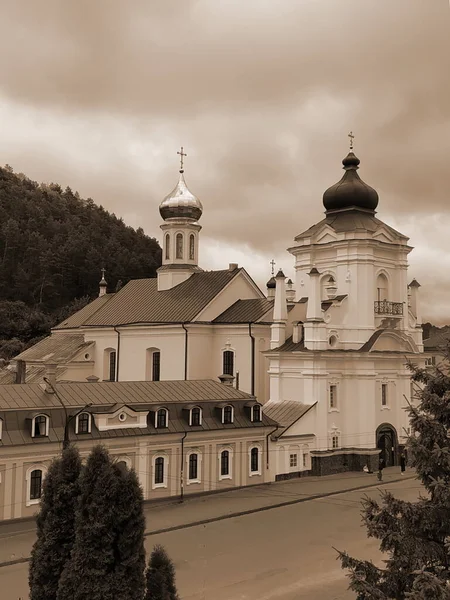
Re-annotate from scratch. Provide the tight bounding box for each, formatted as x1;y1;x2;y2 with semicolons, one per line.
0;0;449;323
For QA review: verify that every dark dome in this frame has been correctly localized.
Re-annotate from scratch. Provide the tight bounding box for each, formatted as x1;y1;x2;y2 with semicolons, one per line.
266;276;276;289
323;151;379;213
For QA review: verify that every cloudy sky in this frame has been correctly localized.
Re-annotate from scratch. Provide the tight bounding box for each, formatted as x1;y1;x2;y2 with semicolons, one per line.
1;0;449;322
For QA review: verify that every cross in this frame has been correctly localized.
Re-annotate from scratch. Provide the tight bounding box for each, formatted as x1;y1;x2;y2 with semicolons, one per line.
348;131;355;151
177;146;187;172
101;268;106;280
270;259;276;276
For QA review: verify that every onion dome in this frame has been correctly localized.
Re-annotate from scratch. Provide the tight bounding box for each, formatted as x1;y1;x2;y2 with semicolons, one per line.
323;151;379;213
159;170;203;222
266;276;276;289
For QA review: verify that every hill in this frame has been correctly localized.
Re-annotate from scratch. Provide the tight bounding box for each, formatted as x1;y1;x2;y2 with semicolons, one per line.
0;164;161;359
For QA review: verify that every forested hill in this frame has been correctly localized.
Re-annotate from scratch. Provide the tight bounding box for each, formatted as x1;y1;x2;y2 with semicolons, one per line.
0;164;162;359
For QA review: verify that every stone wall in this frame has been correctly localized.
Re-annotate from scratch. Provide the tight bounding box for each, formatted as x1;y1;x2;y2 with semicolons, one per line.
311;449;380;477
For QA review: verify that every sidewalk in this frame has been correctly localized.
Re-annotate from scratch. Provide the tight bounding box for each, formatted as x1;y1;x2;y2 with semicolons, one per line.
0;466;416;568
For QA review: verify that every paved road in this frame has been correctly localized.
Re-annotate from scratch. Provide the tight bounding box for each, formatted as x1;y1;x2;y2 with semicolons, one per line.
1;479;423;600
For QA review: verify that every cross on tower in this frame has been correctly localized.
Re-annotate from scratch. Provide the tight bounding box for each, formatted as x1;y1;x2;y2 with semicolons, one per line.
177;147;187;172
270;259;276;276
348;131;355;151
101;268;106;280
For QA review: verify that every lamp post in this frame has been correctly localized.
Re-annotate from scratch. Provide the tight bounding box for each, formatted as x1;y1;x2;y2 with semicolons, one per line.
43;377;92;449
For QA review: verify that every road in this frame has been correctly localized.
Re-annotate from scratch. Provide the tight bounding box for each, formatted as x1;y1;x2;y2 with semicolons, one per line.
1;479;422;600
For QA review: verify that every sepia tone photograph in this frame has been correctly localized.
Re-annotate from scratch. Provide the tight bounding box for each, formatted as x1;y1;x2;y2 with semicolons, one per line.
0;1;449;599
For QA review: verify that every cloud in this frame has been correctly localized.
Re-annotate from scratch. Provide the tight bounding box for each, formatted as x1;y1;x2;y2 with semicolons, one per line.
0;0;449;322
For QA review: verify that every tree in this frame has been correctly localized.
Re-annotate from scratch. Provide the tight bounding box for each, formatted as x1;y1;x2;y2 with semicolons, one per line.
29;445;82;600
57;446;146;600
337;348;450;599
145;545;180;600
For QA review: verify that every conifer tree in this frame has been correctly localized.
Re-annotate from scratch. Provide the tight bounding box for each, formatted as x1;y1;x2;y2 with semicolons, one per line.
337;349;450;599
145;544;180;600
29;445;82;600
57;446;146;600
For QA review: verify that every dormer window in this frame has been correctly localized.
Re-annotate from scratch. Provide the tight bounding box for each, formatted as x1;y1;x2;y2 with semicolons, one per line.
156;408;168;429
251;404;261;423
76;412;91;434
190;406;202;426
32;414;49;438
222;405;234;425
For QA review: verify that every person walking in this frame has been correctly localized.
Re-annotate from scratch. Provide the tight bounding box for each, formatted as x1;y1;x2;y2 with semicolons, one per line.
400;451;406;475
377;456;385;481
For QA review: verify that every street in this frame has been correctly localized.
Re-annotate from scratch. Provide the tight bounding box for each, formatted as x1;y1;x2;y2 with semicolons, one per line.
0;478;422;600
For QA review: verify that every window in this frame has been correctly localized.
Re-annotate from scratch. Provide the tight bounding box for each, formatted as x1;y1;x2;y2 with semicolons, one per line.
176;233;183;259
252;404;261;422
188;453;198;480
250;447;259;473
223;405;233;424
425;356;436;367
76;412;91;434
329;385;337;410
376;273;388;302
189;234;195;261
30;469;43;500
109;351;116;382
223;350;234;376
116;460;128;474
154;457;164;485
156;408;168;428
32;415;48;438
289;454;298;468
165;233;170;260
332;435;339;449
220;450;230;476
152;351;161;382
381;383;388;407
190;407;202;426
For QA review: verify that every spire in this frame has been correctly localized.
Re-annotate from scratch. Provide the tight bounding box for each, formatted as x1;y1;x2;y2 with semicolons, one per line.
99;268;107;297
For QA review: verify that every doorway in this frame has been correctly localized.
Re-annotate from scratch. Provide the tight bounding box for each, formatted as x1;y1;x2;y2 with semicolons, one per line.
376;424;398;467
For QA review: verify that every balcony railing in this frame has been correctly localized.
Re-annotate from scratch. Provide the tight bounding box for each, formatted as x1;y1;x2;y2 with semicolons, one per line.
374;301;404;316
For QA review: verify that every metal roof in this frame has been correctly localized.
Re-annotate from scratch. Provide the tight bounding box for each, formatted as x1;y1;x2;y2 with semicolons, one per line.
213;298;274;324
14;334;93;363
263;400;314;434
0;365;68;385
54;294;114;329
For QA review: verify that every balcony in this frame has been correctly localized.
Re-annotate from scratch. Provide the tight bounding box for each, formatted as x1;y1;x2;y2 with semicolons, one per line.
374;301;404;316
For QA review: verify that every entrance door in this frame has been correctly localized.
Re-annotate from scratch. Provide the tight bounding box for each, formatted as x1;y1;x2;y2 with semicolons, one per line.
377;426;397;466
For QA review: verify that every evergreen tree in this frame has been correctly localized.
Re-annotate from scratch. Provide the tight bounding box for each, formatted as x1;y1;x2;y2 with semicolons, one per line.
145;545;180;600
57;446;146;600
337;348;450;599
29;445;82;600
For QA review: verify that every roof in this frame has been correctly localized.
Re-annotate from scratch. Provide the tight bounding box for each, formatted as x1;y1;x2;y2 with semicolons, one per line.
263;400;315;438
55;294;114;329
213;298;274;324
268;329;387;353
55;270;246;328
423;328;450;351
14;334;93;363
0;379;254;411
0;365;67;385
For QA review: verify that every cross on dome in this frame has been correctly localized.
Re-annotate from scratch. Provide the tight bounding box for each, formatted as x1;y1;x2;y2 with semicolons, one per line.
270;259;276;276
348;131;355;151
177;147;187;173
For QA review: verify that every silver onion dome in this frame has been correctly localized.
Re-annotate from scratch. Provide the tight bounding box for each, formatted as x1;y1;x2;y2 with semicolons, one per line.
159;171;203;221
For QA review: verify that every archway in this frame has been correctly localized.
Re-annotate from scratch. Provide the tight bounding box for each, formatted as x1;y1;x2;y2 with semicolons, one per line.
376;423;398;467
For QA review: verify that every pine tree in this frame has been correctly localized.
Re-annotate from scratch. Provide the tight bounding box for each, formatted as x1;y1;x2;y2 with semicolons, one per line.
145;545;180;600
337;348;450;599
29;445;82;600
57;446;146;600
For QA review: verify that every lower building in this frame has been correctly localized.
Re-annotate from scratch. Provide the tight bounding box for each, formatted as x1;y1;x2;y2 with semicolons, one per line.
0;378;278;522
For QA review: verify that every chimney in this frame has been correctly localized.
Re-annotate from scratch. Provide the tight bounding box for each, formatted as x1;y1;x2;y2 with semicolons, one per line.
286;278;295;302
292;322;304;344
86;375;100;383
228;263;238;271
218;373;235;387
15;359;26;384
44;363;57;393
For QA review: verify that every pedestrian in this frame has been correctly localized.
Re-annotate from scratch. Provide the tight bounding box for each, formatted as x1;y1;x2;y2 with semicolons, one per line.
400;451;406;475
377;456;385;481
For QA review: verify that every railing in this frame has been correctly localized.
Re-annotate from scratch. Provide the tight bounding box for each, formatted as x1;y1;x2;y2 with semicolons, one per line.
374;301;404;316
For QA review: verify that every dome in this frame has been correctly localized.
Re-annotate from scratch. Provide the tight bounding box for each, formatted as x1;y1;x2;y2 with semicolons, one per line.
159;171;203;221
266;276;276;289
323;151;379;213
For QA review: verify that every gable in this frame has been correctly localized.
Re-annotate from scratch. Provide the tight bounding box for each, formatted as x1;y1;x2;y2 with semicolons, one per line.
279;402;317;438
93;404;149;431
369;331;418;353
314;225;338;245
372;226;398;244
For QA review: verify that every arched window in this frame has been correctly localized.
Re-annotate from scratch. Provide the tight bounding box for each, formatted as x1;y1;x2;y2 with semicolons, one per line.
165;233;170;260
176;233;183;259
154;457;165;485
30;469;43;500
32;415;49;438
190;406;202;426
252;404;261;422
189;234;195;261
76;412;91;434
156;408;168;428
220;450;229;476
376;273;388;302
116;461;128;474
250;447;259;473
188;453;198;480
222;405;234;424
223;350;234;376
104;348;117;381
145;348;161;381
